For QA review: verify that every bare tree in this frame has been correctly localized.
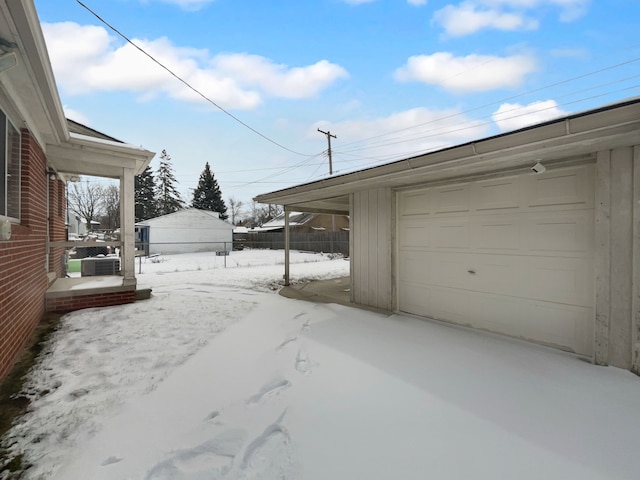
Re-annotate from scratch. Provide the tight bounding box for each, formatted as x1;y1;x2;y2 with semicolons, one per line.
247;201;282;227
101;184;120;230
68;180;104;231
227;197;244;225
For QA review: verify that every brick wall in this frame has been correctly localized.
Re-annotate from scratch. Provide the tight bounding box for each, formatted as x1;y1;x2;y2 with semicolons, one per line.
0;130;59;381
46;289;135;313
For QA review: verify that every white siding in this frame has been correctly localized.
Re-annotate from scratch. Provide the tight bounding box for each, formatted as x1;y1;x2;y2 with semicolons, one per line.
141;209;233;255
352;188;393;310
594;147;640;370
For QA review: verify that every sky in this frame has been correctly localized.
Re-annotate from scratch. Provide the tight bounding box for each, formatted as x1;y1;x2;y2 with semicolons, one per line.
4;250;640;479
34;0;640;211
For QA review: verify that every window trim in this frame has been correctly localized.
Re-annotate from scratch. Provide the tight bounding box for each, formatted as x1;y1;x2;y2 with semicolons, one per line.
0;108;21;222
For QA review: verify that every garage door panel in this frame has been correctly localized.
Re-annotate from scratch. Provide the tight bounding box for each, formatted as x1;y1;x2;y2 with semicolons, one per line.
433;185;471;213
399;283;435;318
399;220;431;249
400;284;593;355
475;176;521;211
471;256;523;296
433;220;471;249
399;252;431;287
523;303;593;355
400;189;430;216
523;257;593;306
527;167;592;207
476;218;521;250
397;164;594;357
526;212;592;253
427;253;518;295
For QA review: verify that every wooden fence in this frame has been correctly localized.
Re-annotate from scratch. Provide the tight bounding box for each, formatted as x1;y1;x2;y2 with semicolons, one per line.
234;231;349;255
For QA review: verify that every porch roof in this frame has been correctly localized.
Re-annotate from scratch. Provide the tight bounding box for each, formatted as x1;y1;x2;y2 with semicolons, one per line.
0;1;154;178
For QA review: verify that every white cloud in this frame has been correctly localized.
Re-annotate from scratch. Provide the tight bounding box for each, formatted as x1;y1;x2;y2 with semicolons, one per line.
312;107;490;166
481;0;589;21
212;55;348;99
42;22;347;110
395;52;536;93
492;100;567;131
63;106;90;125
434;2;538;36
407;0;428;5
433;0;588;36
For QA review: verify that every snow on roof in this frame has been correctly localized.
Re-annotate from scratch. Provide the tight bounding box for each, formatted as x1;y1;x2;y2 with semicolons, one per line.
259;212;315;229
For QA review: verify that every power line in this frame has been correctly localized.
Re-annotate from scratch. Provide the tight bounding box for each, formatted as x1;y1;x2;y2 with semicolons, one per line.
335;55;640;151
75;0;313;157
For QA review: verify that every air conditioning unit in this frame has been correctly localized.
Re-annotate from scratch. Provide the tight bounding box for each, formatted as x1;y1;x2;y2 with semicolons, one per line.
81;257;121;276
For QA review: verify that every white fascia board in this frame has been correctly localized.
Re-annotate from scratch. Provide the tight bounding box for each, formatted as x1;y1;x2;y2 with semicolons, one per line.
48;134;155;178
255;99;640;207
4;0;67;144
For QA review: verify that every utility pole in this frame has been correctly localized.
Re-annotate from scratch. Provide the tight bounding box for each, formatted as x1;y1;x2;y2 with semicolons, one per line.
317;128;337;175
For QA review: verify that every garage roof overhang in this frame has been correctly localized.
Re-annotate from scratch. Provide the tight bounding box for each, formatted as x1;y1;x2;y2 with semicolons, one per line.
255;98;640;214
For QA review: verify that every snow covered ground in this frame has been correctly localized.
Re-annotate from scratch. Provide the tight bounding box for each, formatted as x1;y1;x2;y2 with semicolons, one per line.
2;249;640;480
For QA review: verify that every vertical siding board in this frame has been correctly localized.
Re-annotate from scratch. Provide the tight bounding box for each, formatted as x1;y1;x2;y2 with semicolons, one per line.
349;194;355;303
350;188;393;311
359;190;370;306
632;147;640;374
353;191;363;305
594;152;611;365
377;188;392;310
367;189;378;306
609;150;633;368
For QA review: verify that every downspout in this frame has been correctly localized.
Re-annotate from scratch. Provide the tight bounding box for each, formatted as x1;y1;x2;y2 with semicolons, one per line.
284;206;290;286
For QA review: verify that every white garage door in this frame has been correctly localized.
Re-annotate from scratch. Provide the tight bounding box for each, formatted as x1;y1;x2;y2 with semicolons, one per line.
397;164;594;355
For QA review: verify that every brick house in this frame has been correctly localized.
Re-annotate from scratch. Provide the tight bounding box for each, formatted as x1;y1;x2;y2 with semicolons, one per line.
0;1;154;381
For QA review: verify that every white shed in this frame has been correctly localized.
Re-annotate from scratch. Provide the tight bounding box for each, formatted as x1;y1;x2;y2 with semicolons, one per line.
136;209;233;255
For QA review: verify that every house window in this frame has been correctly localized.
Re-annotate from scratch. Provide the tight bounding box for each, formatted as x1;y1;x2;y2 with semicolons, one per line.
0;109;20;219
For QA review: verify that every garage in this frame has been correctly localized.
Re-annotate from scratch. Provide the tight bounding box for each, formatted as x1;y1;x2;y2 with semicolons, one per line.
397;163;595;355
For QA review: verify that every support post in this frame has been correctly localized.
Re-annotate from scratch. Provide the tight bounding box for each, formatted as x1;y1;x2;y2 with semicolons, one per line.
284;206;290;286
120;167;136;285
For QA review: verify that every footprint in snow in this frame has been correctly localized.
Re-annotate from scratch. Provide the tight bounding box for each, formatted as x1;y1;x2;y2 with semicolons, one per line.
101;456;123;466
240;410;296;477
276;336;297;352
247;379;290;405
295;350;311;375
204;410;220;422
145;429;247;480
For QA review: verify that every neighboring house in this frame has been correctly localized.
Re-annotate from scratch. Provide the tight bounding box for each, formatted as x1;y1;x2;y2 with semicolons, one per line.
251;212;349;233
0;1;154;382
66;214;99;237
256;98;640;375
136;209;233;255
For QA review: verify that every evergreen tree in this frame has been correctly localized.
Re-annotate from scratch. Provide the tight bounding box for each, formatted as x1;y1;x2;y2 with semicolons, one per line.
155;150;184;216
192;162;228;220
134;165;157;221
